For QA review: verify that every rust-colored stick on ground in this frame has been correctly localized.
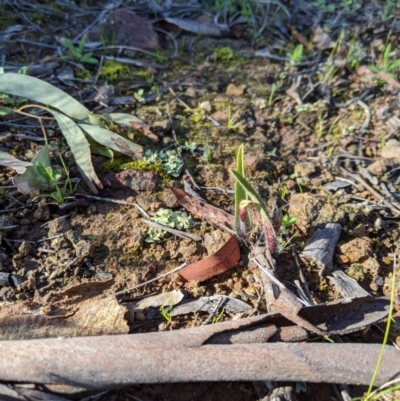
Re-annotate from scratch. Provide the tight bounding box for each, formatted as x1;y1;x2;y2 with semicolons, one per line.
0;336;398;389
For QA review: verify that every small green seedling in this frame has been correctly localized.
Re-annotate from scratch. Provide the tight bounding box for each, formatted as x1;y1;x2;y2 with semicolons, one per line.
369;42;400;77
230;146;278;254
133;89;145;103
227;106;242;131
201;146;212;162
33;153;79;205
159;305;173;323
287;44;304;66
61;34;98;65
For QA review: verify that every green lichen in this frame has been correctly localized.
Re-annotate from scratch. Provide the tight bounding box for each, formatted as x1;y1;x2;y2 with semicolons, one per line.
99;60;131;82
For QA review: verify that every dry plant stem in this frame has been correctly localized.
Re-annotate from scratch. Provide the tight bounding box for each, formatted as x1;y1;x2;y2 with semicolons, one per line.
114;262;187;296
75;193;149;216
339;167;400;215
252;245;280;312
355;99;371;157
291;246;312;304
166;103;200;189
0;338;398;388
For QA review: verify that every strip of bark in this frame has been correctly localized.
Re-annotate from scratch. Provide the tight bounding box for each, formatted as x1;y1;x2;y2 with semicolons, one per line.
0;337;398;389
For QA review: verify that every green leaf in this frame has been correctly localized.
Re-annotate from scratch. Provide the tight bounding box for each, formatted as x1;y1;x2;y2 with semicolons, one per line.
389;59;400;70
90;143;114;159
0;106;15;116
234;145;248;233
79;123;143;159
105;112;143;125
36;162;54;182
12;146;52;193
0;73;90;120
48;110;102;194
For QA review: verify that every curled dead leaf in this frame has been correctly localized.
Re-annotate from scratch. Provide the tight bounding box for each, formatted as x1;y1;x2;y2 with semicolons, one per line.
179;235;240;282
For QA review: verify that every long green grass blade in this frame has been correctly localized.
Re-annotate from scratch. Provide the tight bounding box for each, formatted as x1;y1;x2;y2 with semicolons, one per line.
0;73;90;120
49;110;102;194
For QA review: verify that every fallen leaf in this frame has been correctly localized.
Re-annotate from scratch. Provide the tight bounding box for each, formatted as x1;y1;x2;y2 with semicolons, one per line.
179;235;240;282
170;187;235;232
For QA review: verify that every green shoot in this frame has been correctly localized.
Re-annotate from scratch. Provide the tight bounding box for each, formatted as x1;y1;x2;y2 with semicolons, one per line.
212;307;225;324
227;106;242;130
369;42;400;77
60;34;98;65
230;169;278;254
159;305;172;323
234;145;248;235
363;254;398;400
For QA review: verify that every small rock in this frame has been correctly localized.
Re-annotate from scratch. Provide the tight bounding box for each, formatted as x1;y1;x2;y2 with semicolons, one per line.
366;160;386;176
74;240;94;258
18;241;32;257
89;9;158;50
48;218;72;237
102;170;161;192
336;237;372;264
288;193;346;234
225;83;246;96
34;200;50;221
203;230;230;256
381;139;400;160
294;162;316;177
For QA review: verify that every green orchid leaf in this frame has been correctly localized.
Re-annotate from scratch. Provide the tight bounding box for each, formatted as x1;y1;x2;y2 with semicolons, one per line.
48;110;102;194
79;123;143;159
0;73;90;120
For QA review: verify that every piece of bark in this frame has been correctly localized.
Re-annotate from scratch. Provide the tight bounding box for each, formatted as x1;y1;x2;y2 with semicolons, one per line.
0;272;10;286
253;245;280;311
271;288;325;335
301;223;342;275
0;337;398;389
0;296;128;341
328;269;371;298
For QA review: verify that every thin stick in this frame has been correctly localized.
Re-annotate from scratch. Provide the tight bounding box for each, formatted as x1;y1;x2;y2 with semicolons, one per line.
339;167;400;215
115;263;187;296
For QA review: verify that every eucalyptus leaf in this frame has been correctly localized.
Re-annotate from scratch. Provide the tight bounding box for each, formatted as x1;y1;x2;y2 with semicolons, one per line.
79;123;143;159
48;110;102;194
0;73;90;120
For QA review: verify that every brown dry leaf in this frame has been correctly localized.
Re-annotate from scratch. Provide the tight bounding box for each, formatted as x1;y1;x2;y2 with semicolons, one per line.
179;235;240;282
129;120;159;142
169;187;234;232
312;25;335;50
